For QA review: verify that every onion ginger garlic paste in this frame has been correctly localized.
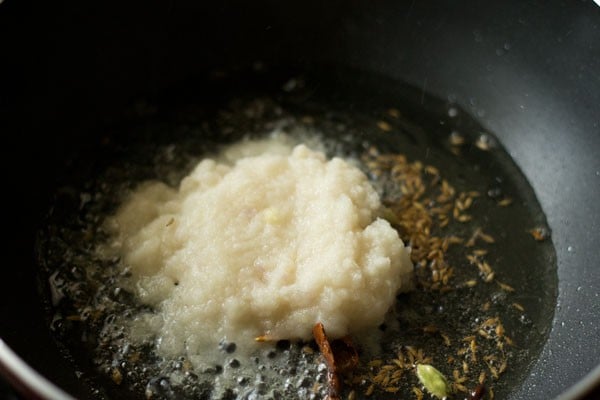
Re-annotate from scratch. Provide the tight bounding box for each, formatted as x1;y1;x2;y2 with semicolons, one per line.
98;135;413;368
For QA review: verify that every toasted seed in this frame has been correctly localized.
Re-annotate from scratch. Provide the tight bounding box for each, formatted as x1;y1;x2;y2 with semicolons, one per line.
433;333;447;347
412;386;424;400
479;231;495;243
458;214;472;223
455;383;469;393
478;371;487;384
387;108;401;118
377;121;392;132
478;329;491;339
111;368;123;385
473;249;488;256
529;227;549;241
449;131;466;146
484;271;495;283
497;281;515;292
497;198;513;207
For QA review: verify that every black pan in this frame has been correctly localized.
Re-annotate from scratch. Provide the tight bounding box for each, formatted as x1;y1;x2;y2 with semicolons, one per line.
0;0;599;399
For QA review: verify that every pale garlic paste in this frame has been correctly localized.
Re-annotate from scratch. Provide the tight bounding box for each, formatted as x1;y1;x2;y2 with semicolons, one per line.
101;134;413;367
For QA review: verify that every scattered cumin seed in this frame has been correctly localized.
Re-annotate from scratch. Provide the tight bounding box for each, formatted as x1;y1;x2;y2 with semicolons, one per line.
495;325;505;337
412;386;424;400
425;165;439;176
455;383;469;393
478;371;486;384
441;333;451;346
497;281;515;292
529;227;549;241
377;121;392;132
458;214;473;223
478;329;491;339
484;272;495;282
475;135;494;151
479;231;495;244
449;131;466;146
498;359;508;374
302;345;314;354
360;146;514;398
497;197;513;207
387;108;401;118
111;368;123;385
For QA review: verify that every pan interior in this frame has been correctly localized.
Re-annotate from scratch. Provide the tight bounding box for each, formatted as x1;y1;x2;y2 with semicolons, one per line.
37;66;557;399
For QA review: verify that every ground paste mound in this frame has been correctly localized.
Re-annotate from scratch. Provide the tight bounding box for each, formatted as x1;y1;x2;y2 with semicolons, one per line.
102;138;413;363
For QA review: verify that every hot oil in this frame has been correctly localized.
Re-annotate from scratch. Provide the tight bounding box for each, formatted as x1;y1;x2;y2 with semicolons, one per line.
37;67;557;399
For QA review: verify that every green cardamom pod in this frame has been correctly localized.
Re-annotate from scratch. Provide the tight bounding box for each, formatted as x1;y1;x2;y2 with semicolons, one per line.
416;364;450;399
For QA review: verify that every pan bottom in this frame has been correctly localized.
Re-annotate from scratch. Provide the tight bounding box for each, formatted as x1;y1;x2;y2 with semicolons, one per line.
36;66;557;399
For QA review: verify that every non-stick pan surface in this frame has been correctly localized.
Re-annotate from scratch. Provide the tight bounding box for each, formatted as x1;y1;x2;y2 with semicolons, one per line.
0;0;599;399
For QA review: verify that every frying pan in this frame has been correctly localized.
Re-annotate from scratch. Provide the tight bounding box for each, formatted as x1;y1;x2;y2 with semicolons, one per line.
0;0;599;399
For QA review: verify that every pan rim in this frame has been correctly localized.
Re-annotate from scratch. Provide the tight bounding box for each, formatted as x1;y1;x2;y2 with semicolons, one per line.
0;339;74;400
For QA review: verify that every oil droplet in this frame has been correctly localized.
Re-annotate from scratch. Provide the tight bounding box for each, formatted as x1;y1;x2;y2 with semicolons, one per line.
487;187;503;199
